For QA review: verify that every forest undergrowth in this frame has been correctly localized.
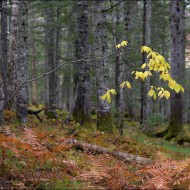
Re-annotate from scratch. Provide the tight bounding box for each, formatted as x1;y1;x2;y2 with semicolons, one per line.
1;111;190;189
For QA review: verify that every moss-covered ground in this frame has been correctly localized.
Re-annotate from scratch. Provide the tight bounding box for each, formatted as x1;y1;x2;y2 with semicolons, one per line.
1;110;190;189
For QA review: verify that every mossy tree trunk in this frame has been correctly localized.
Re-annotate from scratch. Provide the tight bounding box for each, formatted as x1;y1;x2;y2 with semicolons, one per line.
93;0;114;132
164;0;185;140
72;0;92;126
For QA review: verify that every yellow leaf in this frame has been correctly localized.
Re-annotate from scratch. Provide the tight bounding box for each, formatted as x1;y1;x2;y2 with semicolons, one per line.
121;40;128;47
141;63;146;69
126;81;132;89
164;91;170;99
158;66;165;72
107;94;111;103
141;46;152;53
158;91;163;97
178;84;184;93
147;52;157;59
148;71;152;76
174;84;180;93
144;71;149;78
165;62;171;69
148;89;155;97
153;91;156;100
109;89;117;95
100;89;117;103
116;44;121;49
120;82;125;88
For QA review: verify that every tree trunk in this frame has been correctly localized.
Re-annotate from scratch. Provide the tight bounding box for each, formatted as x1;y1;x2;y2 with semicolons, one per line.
31;6;37;105
44;2;49;109
0;0;9;125
1;0;8;106
16;0;28;123
93;0;114;132
165;0;185;139
7;0;18;110
124;0;138;120
111;1;124;135
72;0;91;126
140;0;152;131
54;7;61;108
45;0;58;118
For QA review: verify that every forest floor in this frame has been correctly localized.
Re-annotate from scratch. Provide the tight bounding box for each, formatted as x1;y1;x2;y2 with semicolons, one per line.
1;111;190;189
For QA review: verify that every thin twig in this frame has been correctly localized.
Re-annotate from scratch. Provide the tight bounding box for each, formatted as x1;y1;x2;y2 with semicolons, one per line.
0;48;135;111
102;0;124;12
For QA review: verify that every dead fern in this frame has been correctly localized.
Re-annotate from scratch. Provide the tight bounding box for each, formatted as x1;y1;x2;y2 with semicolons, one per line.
0;127;79;189
140;151;190;190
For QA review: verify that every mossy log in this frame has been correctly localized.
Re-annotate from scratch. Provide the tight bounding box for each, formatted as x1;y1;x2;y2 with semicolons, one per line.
69;139;153;165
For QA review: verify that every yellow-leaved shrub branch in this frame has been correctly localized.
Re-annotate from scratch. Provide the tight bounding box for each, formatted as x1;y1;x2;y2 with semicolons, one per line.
101;40;184;103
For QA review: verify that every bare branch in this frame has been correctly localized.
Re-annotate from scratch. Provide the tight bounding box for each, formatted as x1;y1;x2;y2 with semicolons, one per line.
102;0;124;13
0;48;138;112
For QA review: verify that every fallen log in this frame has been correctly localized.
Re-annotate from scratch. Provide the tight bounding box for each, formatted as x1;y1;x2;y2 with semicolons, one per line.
69;139;153;165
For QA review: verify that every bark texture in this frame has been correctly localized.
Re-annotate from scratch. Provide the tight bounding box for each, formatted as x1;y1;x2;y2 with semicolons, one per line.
111;1;124;135
16;0;28;122
0;0;8;124
94;0;114;132
1;0;8;105
124;0;137;120
166;0;185;139
45;0;58;118
141;0;152;130
72;0;91;125
8;0;18;110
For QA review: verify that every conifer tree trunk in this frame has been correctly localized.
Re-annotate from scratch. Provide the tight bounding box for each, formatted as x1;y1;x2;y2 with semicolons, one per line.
16;0;28;122
30;5;37;105
1;0;8;106
55;7;61;108
72;0;91;125
94;0;114;132
44;1;49;108
0;0;8;124
140;0;152;131
166;0;185;139
124;0;137;120
45;0;58;118
8;0;18;110
111;1;124;135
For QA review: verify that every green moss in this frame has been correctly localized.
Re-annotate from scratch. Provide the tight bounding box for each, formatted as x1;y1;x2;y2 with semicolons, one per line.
45;111;56;119
164;123;184;140
73;109;92;128
97;112;114;132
